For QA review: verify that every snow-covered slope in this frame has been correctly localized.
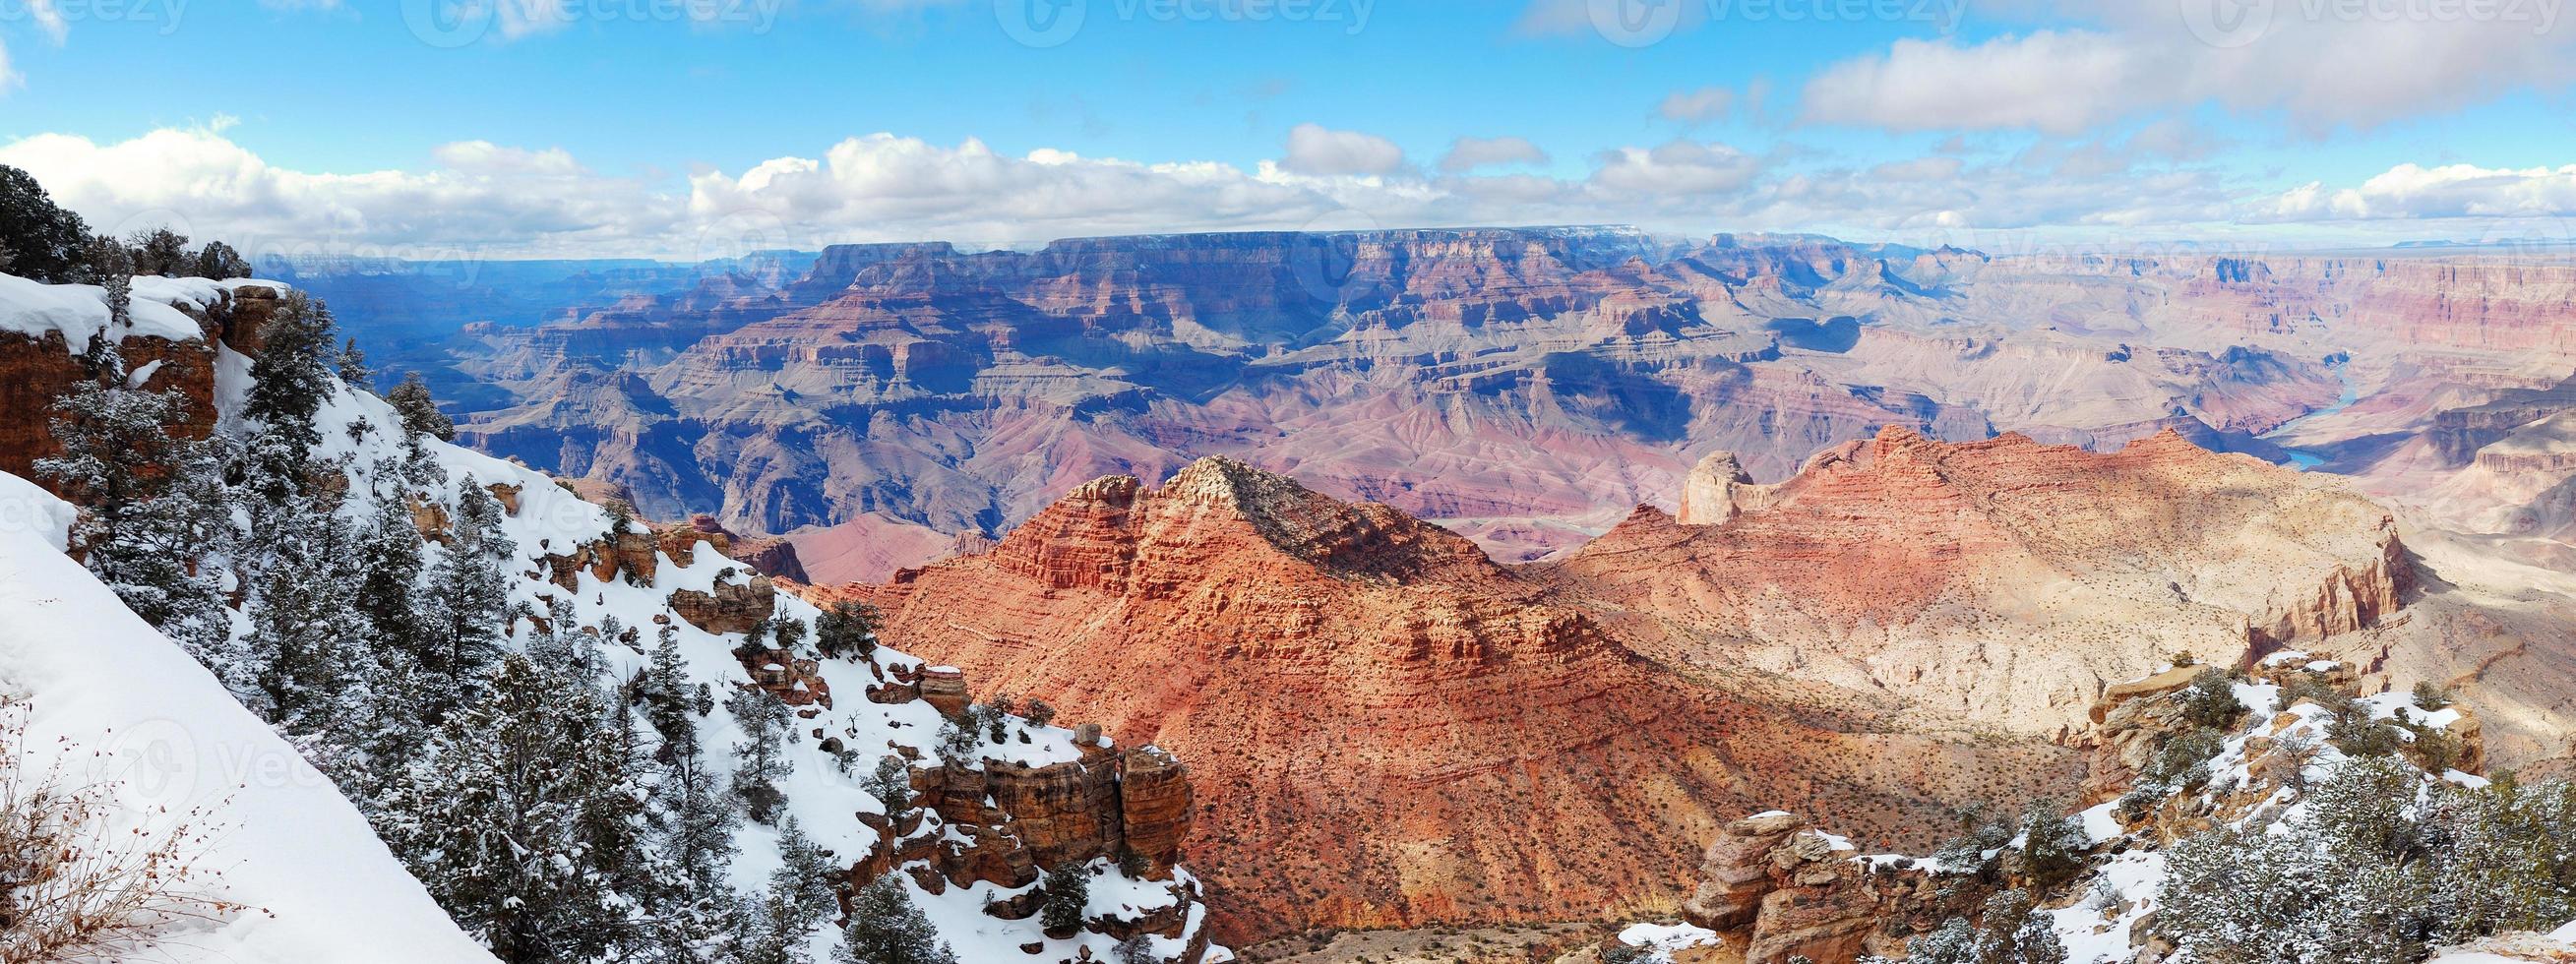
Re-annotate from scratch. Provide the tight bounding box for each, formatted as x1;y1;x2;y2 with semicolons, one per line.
0;470;500;963
252;330;1230;964
5;271;1225;962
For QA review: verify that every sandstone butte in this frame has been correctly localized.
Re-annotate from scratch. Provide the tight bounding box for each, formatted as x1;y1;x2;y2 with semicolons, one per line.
806;425;2419;944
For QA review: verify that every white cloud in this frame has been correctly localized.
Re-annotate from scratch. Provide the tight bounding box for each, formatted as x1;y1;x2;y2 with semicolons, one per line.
1438;136;1549;173
0;127;677;257
1589;141;1762;196
2250;163;2576;221
20;124;2564;257
1802;5;2576;136
1658;87;1733;124
1802;30;2140;135
24;0;66;41
1280;123;1407;176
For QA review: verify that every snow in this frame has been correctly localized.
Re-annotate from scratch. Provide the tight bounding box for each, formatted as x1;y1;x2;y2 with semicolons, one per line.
0;470;497;963
0;272;275;350
1618;922;1723;961
0;469;80;552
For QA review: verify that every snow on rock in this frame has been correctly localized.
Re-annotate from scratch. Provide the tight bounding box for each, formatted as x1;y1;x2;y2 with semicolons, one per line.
0;273;276;349
0;471;497;964
1619;922;1723;960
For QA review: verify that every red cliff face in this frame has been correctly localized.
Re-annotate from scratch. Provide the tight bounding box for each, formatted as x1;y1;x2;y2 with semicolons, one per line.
836;456;2086;943
0;282;280;483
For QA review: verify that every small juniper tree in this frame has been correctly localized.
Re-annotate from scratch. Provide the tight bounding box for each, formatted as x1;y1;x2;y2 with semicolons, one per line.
862;756;914;822
816;601;881;660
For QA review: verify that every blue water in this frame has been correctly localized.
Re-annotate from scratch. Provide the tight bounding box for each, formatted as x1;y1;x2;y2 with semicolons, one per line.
2266;364;2360;471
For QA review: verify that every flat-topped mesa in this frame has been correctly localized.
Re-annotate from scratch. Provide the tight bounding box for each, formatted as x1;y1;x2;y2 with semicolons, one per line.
1559;425;2413;737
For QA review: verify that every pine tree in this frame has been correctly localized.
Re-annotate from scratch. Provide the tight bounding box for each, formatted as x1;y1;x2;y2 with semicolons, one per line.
356;471;433;662
389;371;459;442
641;625;703;763
378;654;652;963
657;741;739;898
128;227;192;276
1040;862;1090;936
192;240;252;279
740;815;840;964
0;164;93;282
419;477;517;718
836;876;958;964
726;686;793;824
337;336;374;389
861;756;913;822
242;486;368;728
773;815;842;915
34;378;237;680
242;291;341;498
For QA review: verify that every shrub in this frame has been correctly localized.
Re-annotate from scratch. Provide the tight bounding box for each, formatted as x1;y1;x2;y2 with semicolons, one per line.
2411;681;2454;711
2177;668;2245;730
1;701;241;962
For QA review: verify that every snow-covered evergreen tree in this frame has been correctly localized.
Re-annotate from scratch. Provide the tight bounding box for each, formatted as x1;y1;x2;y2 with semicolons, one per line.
387;371;458;443
378;653;655;963
242;484;368;729
241;291;341;501
837;876;957;964
726;685;793;824
34;378;236;678
1040;862;1090;936
418;476;517;718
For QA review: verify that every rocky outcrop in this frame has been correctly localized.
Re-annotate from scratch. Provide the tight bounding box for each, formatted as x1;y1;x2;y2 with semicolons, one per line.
667;571;775;634
0;279;279;484
1675;451;1757;525
2247;515;2411;648
1679;813;1968;964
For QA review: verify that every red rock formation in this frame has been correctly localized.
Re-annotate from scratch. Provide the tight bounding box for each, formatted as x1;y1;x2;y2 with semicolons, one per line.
840;456;2085;943
1551;427;2412;738
0;281;278;484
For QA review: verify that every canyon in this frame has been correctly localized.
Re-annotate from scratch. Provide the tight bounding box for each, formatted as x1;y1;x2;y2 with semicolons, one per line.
803;425;2437;944
252;227;2576;950
376;229;2371;582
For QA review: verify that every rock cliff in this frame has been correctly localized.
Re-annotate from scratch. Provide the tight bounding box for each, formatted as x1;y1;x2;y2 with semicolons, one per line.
1549;427;2413;738
832;456;2088;943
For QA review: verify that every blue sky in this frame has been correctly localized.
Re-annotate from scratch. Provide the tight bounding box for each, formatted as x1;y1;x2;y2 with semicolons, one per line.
3;0;2575;257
